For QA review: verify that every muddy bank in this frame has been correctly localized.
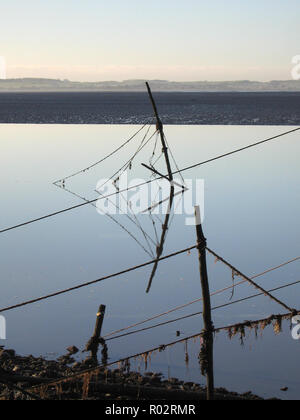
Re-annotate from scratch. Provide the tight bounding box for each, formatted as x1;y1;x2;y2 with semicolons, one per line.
0;347;267;400
0;92;299;125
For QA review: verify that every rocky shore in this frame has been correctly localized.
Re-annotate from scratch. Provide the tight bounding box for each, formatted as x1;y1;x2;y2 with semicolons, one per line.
0;347;266;400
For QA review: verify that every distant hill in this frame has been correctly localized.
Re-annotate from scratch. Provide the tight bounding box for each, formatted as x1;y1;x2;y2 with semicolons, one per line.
0;78;300;92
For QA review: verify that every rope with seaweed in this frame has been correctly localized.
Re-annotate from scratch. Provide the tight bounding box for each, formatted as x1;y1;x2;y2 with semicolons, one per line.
28;307;300;397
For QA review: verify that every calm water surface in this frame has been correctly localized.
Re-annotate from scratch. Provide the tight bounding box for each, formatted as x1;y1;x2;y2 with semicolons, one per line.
0;124;300;399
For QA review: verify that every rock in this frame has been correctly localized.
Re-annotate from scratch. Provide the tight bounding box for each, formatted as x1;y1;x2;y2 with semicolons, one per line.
280;387;288;392
66;346;79;355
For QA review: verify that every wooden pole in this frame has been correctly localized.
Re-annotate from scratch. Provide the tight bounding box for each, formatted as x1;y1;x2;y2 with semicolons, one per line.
145;82;173;183
194;206;214;400
145;82;175;293
84;304;106;361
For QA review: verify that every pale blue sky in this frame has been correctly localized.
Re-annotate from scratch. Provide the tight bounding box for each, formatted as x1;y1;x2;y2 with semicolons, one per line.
1;0;299;81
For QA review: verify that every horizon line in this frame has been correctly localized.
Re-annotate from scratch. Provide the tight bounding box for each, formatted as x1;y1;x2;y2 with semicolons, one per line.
0;77;299;84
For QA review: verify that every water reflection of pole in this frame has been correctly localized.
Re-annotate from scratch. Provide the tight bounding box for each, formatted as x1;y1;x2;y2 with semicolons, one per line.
194;206;214;400
145;82;175;293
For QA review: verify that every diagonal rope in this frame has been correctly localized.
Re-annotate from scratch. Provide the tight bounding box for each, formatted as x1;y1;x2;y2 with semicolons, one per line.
0;246;197;314
206;247;294;312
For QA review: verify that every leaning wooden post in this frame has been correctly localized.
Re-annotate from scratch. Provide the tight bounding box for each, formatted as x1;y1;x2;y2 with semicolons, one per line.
145;82;175;293
84;304;106;361
145;82;173;185
194;206;214;400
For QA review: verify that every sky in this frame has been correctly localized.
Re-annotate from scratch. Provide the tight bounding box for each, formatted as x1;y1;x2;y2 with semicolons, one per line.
1;0;299;82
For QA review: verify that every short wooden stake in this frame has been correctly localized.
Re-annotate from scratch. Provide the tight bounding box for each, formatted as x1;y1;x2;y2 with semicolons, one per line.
84;304;106;361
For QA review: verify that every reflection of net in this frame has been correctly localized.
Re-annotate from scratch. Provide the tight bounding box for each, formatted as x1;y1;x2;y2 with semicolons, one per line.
53;124;187;261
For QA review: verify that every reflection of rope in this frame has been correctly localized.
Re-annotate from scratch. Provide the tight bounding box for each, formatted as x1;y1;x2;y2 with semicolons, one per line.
97;189;156;257
104;253;300;339
57;126;158;258
105;278;300;342
149;213;160;246
147;179;162;245
168;190;185;230
164;135;185;186
53;124;149;185
104;212;154;259
151;152;164;171
101;125;158;257
0;237;299;318
118;187;156;258
149;132;159;167
64;186;154;258
251;256;300;279
94;125;154;196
